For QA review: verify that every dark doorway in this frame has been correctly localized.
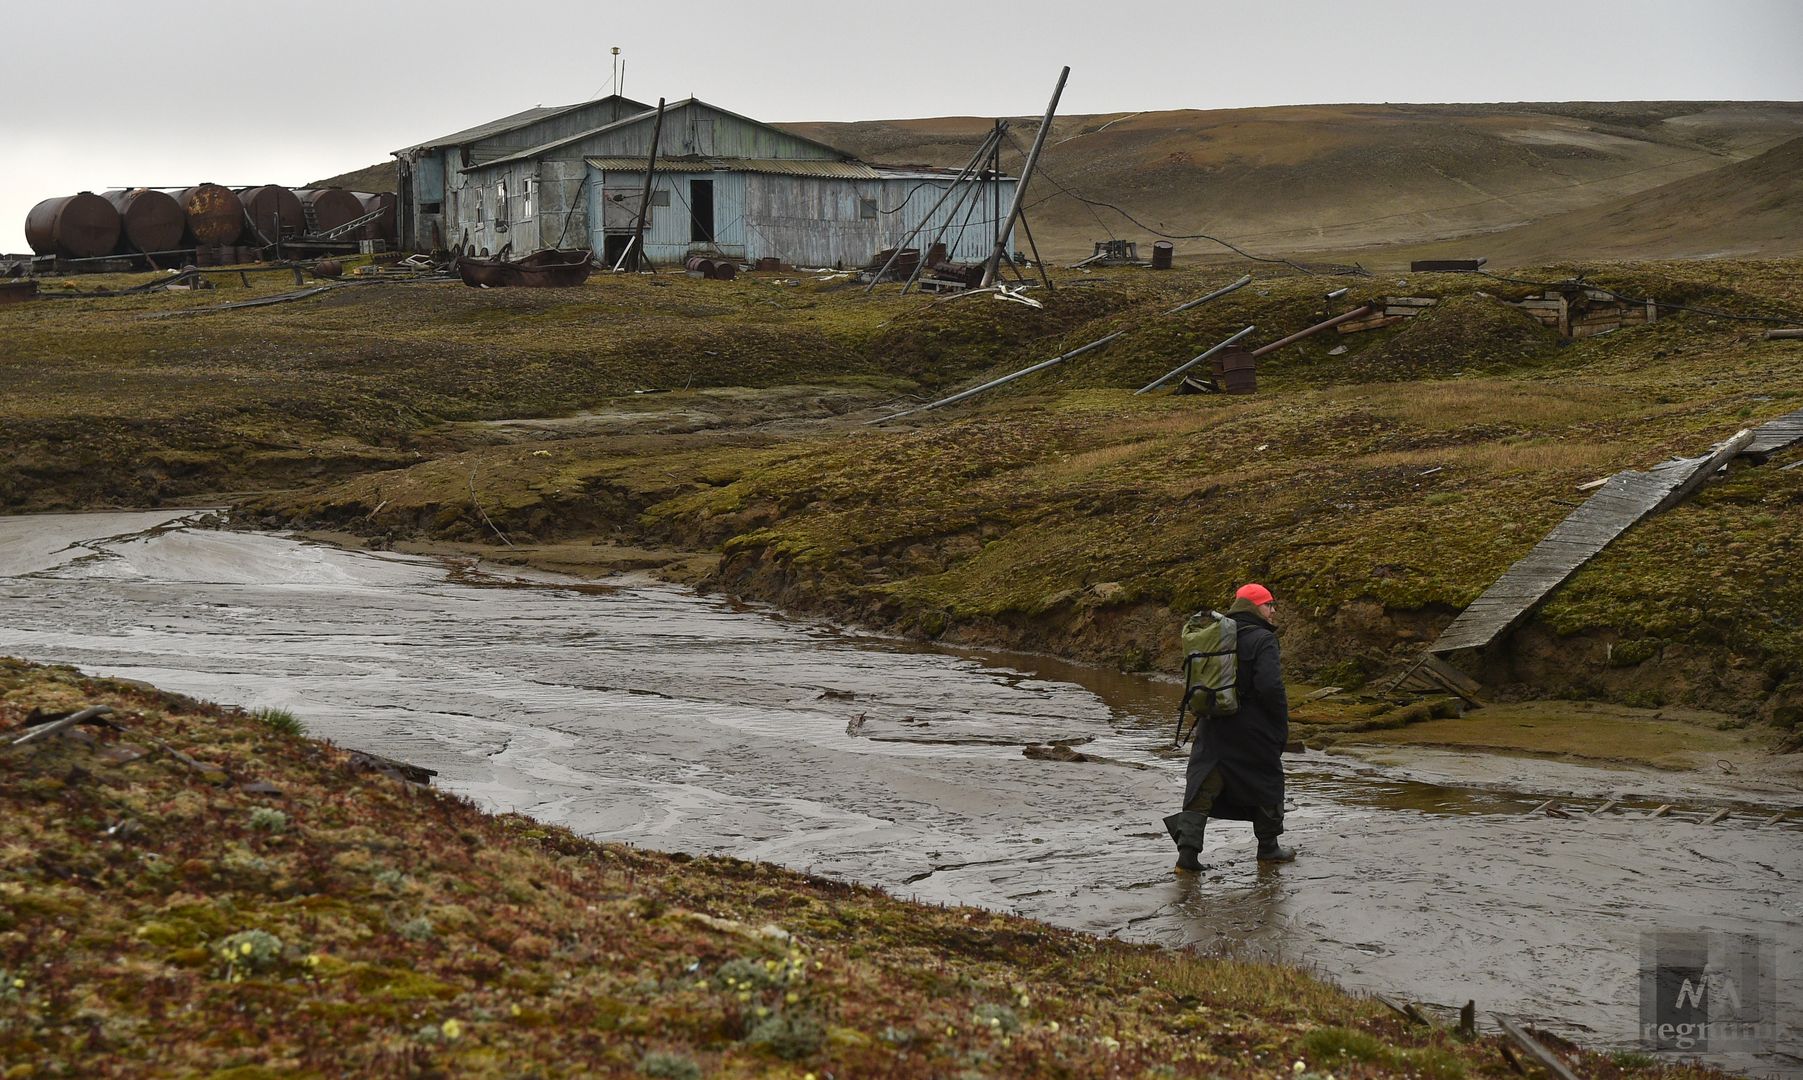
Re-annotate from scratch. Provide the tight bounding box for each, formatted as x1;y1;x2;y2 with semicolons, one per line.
602;233;636;269
688;178;715;243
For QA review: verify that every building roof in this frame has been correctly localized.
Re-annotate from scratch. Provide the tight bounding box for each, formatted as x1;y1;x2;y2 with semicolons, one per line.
397;95;652;155
585;156;882;178
472;98;862;171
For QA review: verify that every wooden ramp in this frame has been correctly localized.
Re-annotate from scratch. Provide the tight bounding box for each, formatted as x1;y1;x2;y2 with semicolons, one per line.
1428;431;1754;655
1743;405;1803;457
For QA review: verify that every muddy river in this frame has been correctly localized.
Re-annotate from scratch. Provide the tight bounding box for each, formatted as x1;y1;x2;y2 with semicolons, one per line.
2;511;1797;1069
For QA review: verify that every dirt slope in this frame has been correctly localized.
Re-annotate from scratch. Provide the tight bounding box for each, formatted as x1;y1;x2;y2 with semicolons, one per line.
783;102;1803;260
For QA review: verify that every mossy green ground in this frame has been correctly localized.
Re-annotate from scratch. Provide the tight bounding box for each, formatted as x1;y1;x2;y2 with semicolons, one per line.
8;259;1802;733
236;260;1803;733
0;659;1728;1078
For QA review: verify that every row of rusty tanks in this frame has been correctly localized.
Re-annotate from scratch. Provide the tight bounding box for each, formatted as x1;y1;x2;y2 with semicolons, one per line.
24;185;398;260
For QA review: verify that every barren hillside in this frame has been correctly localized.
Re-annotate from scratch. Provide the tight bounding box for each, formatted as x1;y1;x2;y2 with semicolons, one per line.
1395;133;1803;264
783;101;1803;262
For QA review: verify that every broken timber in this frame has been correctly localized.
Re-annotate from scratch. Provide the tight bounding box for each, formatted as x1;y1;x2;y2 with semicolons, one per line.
1742;404;1803;458
1427;429;1756;656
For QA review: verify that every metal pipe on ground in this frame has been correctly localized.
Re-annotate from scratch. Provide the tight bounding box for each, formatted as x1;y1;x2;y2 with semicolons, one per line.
1135;326;1258;394
1250;305;1375;357
873;330;1125;423
1165;274;1252;314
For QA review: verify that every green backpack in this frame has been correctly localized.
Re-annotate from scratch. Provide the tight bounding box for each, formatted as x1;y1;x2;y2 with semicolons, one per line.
1175;609;1239;744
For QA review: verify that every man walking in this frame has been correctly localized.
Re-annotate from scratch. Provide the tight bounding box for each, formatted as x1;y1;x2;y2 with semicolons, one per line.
1164;582;1295;871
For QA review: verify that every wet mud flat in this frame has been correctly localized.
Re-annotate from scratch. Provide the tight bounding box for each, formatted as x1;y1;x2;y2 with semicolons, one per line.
1;511;1798;1068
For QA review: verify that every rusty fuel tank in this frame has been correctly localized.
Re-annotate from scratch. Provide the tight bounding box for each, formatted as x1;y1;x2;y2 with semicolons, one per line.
294;188;363;236
102;189;187;254
238;185;304;243
354;192;396;243
173;184;245;246
24;192;122;259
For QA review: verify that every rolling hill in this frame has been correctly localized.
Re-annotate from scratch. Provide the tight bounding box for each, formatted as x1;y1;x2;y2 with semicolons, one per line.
783;101;1803;263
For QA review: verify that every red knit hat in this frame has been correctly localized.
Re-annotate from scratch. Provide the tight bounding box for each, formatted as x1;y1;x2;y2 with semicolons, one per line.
1235;582;1274;606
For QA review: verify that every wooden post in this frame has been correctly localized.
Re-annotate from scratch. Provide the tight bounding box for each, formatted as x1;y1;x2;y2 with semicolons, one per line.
628;98;667;273
981;66;1069;289
9;705;113;747
1494;1016;1580;1080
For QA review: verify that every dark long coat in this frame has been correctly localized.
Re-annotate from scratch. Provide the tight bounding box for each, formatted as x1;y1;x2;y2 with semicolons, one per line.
1182;608;1289;819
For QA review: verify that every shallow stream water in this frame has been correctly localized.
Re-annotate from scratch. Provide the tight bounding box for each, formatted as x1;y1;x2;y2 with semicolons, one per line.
2;511;1797;1069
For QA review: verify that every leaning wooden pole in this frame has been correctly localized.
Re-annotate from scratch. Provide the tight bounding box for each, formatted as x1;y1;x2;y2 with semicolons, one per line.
981;66;1069;288
865;126;1003;293
625;98;667;273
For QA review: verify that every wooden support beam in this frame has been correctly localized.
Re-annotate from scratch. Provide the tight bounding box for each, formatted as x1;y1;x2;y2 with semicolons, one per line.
9;705;114;746
1494;1016;1581;1080
1701;807;1731;826
1590;798;1620;817
1647;804;1673;818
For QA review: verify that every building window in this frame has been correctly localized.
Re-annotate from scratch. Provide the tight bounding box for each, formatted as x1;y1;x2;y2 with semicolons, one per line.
521;178;534;219
475;195;484;224
496;181;508;221
650;189;670;207
859;197;878;220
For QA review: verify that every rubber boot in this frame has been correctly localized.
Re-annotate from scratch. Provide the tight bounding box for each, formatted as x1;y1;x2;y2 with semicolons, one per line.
1164;812;1207;874
1256;839;1296;863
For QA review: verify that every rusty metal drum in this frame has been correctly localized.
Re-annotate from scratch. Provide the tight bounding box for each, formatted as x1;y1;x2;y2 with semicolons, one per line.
238;185;304;242
24;192;122;259
175;184;246;246
294;188;364;236
102;189;186;254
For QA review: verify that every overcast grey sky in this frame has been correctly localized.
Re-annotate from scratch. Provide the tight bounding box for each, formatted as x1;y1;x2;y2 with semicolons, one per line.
4;0;1800;253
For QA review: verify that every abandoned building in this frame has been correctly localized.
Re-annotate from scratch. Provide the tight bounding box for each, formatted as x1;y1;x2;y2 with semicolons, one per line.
394;96;1015;267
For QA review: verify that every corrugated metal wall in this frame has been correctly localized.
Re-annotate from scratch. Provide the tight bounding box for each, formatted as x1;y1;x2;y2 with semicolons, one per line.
583;167;1016;267
742;174;1017;266
587;171;748;263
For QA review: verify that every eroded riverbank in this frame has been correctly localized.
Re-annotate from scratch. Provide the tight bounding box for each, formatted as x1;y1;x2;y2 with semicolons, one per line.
1;510;1798;1069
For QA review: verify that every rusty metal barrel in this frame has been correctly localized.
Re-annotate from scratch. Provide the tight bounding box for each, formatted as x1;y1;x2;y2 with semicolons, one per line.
354;192;396;243
1210;345;1257;394
102;189;186;255
24;192;122;259
238;185;303;243
172;184;245;246
685;256;716;278
294;187;364;237
1151;240;1174;270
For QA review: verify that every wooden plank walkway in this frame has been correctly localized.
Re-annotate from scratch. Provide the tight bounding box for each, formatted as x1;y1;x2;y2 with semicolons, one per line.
1429;432;1753;655
1742;405;1803;457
